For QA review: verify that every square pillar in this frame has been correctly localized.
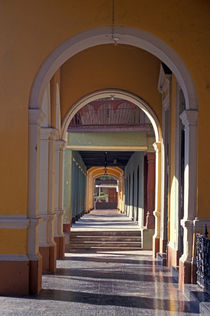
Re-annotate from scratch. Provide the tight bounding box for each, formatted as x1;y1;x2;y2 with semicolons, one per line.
179;110;198;289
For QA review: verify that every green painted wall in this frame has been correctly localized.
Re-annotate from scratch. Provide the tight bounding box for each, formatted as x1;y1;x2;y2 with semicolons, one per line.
63;149;87;225
68;132;155;149
125;152;144;227
63;149;72;224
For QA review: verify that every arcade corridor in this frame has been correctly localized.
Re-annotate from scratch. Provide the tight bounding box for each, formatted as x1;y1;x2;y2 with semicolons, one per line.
1;2;210;310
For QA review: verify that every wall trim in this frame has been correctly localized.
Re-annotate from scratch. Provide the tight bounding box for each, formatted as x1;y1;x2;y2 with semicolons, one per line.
66;145;148;151
0;254;29;261
0;216;29;229
193;217;210;231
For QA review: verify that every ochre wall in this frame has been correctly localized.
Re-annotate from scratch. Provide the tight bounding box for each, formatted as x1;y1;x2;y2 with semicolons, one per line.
0;0;210;218
0;229;27;254
60;44;162;122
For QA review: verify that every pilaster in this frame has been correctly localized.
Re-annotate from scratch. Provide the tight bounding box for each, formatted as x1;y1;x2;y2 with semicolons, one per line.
145;153;155;229
28;108;45;294
152;142;161;257
39;127;57;273
179;110;198;288
54;139;66;259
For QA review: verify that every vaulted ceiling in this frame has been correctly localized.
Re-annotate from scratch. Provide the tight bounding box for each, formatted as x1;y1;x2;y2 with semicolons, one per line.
78;151;134;170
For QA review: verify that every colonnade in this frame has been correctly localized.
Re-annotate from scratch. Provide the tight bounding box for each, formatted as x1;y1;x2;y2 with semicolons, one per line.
124;151;156;230
63;150;87;232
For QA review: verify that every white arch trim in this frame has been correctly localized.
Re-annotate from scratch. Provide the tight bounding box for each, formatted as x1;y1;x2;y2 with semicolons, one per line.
88;166;123;176
61;89;161;143
90;172;122;181
29;26;197;110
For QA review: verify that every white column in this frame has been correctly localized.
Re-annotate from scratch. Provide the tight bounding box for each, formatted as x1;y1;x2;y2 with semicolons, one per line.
179;110;198;263
28;108;45;260
54;140;65;237
39;127;57;248
153;142;161;256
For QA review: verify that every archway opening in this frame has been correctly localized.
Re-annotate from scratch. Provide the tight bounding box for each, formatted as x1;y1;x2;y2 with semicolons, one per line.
28;26;198;294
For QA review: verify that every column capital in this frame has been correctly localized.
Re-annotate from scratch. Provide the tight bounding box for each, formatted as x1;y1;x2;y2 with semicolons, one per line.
49;128;59;140
153;141;161;152
180;110;198;127
40;127;59;140
40;127;53;139
29;108;45;126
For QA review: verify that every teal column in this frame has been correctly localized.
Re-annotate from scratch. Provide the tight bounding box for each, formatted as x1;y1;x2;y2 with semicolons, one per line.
72;160;76;220
63;149;71;227
76;163;79;217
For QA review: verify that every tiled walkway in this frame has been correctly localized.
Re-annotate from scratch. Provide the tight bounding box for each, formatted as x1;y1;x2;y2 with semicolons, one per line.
71;209;140;231
0;210;201;315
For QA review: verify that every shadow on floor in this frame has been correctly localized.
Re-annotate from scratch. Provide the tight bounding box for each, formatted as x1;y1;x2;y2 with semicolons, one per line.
55;268;176;283
64;256;158;266
33;289;199;313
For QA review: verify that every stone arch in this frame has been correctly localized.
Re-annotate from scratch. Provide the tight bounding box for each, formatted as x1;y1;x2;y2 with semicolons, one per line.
28;26;198;288
61;89;161;143
29;26;197;111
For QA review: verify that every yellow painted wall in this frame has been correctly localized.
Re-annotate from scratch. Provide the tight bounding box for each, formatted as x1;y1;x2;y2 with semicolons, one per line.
0;229;27;254
0;0;210;219
60;44;162;121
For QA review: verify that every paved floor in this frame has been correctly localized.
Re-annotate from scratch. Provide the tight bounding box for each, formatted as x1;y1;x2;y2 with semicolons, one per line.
71;209;140;231
0;210;201;315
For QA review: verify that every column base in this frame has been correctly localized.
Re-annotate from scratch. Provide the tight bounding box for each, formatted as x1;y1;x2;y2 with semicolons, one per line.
63;223;71;232
39;245;56;273
152;236;159;258
146;213;155;229
167;244;179;268
29;255;42;294
0;255;42;295
55;236;65;259
0;259;29;295
142;228;154;250
179;259;191;290
179;258;197;290
159;238;167;254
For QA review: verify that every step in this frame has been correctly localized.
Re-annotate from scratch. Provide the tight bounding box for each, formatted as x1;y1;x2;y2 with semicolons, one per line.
70;230;141;237
69;242;141;247
70;236;141;242
69;247;142;252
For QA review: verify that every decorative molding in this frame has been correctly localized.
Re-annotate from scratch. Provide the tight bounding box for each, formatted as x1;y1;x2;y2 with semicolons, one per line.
153;210;160;218
0;254;29;261
40;127;59;140
193;217;210;231
29;217;42;228
66;145;148;151
158;64;172;111
0;216;29;229
180;110;198;127
54;209;64;215
180;219;193;228
39;213;56;221
40;127;53;139
55;139;66;151
153;141;161;152
29;108;45;126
